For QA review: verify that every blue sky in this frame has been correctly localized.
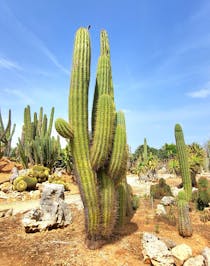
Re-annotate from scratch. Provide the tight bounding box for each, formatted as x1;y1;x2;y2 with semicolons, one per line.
0;0;210;152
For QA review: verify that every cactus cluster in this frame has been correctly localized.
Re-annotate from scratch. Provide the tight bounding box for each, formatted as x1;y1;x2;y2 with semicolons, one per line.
17;106;61;169
175;124;192;201
150;178;172;199
177;191;193;237
13;175;37;192
55;27;131;248
48;173;71;191
0;109;16;158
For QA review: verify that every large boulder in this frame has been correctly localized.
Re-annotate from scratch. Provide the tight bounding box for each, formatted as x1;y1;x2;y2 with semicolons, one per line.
141;232;174;266
171;244;192;266
22;183;72;232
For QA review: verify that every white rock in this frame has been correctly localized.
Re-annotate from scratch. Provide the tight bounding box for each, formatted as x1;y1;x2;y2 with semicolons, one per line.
171;244;192;266
161;196;175;206
183;255;205;266
202;247;210;266
156;204;166;216
141;232;174;266
171;187;183;197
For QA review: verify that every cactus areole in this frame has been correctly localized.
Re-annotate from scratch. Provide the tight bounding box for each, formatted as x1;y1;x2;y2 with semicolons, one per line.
55;27;130;249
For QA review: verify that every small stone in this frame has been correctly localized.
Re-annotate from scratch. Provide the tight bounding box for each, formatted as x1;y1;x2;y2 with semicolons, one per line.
161;196;175;206
202;247;210;266
183;255;204;266
156;204;166;216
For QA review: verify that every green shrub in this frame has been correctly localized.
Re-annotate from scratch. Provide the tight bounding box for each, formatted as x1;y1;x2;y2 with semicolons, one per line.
150;178;172;199
196;177;210;210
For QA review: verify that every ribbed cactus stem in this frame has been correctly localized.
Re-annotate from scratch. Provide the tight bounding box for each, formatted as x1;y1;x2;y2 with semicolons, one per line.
177;191;192;237
107;111;127;182
69;28;100;239
175;124;192;201
55;118;74;139
143;137;148;162
117;179;127;227
99;171;116;237
47;107;55;137
90;94;114;169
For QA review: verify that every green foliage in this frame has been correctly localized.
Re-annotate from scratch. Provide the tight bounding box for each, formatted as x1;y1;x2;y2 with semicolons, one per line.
177;191;193;237
196;177;210;210
175;124;192;201
132;194;140;210
55;28;130;248
150;178;172;199
0;109;16;158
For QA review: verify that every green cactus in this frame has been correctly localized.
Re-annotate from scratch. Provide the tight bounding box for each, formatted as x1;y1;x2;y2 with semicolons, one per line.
175;124;192;201
13;175;37;191
0;109;16;158
177;191;193;237
48;174;71;191
55;27;130;248
28;165;50;182
18;106;60;169
143;137;148;162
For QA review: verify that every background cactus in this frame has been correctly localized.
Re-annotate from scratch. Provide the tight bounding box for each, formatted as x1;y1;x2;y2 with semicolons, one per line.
177;191;193;237
55;27;131;248
175;124;192;201
13;175;37;191
17;106;61;169
143;137;148;162
0;109;16;158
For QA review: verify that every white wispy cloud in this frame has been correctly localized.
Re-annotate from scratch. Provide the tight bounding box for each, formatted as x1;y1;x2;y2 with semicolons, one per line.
3;88;33;104
0;57;22;71
187;87;210;98
1;2;69;75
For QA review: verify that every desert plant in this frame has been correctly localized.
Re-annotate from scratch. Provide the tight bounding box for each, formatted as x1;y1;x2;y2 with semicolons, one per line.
150;178;172;199
175;124;192;201
13;175;37;192
17;106;60;169
28;165;50;182
177;191;192;237
0;109;16;158
48;174;71;191
196;177;210;210
55;27;131;249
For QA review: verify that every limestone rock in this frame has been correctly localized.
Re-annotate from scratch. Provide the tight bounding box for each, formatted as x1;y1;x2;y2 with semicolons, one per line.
141;232;174;266
156;204;166;216
171;244;192;266
159;237;176;250
183;255;204;266
0;208;13;218
161;196;175;206
202;247;210;266
171;187;183;197
0;182;12;193
22;183;72;232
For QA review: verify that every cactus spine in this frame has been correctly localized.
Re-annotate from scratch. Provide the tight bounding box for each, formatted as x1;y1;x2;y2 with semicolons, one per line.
55;27;130;248
177;191;192;237
175;124;192;201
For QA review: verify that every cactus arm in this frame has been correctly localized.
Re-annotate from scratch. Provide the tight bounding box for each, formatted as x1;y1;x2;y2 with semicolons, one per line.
90;94;114;170
55;118;74;139
107;111;127;181
69;27;100;239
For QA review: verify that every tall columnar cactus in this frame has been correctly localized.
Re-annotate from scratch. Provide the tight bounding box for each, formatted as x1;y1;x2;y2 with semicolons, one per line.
175;124;192;201
55;27;130;248
177;191;192;237
143;137;148;162
0;109;16;157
